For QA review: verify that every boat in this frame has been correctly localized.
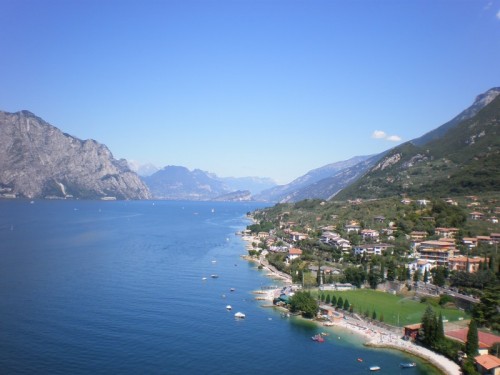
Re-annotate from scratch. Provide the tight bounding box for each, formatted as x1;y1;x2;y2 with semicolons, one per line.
400;362;416;368
210;274;219;278
226;305;232;310
230;288;235;292
311;334;325;342
369;366;381;371
357;358;363;362
234;312;245;319
202;277;207;281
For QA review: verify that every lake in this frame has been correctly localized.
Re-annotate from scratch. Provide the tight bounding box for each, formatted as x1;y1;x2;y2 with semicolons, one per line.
0;200;439;374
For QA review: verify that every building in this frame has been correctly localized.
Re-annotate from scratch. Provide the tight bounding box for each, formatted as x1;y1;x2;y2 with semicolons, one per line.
345;222;361;233
435;227;459;238
287;248;302;262
475;354;500;375
354;243;393;256
319;283;355;291
403;323;422;340
418;240;457;267
463;237;478;249
470;212;485;220
448;256;486;273
361;229;380;241
410;231;428;241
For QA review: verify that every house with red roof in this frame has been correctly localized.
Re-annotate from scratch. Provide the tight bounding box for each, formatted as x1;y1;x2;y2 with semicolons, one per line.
474;354;500;375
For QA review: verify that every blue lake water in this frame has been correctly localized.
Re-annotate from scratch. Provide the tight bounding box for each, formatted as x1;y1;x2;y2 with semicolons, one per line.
0;200;440;374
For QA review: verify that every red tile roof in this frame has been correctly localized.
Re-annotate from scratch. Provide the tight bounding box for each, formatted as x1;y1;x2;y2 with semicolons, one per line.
446;329;500;348
475;354;500;370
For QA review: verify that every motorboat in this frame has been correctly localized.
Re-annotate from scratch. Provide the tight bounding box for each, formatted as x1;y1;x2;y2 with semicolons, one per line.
226;305;232;310
234;312;245;319
400;362;416;368
210;274;219;278
369;366;381;371
311;334;325;342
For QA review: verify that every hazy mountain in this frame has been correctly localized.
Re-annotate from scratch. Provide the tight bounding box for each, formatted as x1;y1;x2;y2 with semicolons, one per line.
254;155;375;202
142;166;228;200
219;176;276;195
335;87;500;200
0;110;151;200
212;190;252;202
127;161;159;177
143;166;277;200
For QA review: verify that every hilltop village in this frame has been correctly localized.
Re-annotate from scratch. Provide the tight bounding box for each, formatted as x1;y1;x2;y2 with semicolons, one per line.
243;194;500;375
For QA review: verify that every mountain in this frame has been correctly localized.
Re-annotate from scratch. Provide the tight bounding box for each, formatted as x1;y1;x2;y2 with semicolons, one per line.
219;176;276;195
412;87;500;146
211;190;252;202
127;161;159;177
335;87;500;200
142;166;228;200
254;155;376;202
0;110;151;200
143;166;277;200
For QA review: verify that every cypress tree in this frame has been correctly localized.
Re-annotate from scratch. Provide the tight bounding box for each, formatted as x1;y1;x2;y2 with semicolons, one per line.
331;295;337;307
420;306;437;347
325;294;331;304
465;319;479;358
436;312;445;342
343;298;350;311
337;296;344;309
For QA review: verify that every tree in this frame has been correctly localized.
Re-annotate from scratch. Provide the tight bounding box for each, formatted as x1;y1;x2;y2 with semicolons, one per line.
473;284;500;331
436;312;444;342
368;265;380;289
386;260;396;281
288;291;318;319
331;295;337;307
343;298;350;311
325;294;331;304
419;306;437;347
372;310;377;320
465;319;479;358
423;269;429;283
342;266;366;288
337;296;344;309
413;268;422;282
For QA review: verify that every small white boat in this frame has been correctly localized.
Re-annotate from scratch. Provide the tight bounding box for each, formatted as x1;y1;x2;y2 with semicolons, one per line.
400;362;416;368
230;288;235;292
369;366;381;372
202;277;207;281
211;274;219;278
234;312;246;319
226;305;232;310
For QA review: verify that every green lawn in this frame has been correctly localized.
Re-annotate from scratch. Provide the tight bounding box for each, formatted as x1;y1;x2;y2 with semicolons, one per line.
316;289;469;327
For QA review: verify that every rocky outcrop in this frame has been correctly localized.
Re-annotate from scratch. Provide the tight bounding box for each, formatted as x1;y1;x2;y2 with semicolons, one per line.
0;110;151;200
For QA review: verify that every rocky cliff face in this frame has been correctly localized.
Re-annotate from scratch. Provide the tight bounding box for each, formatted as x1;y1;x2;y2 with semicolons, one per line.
0;110;151;200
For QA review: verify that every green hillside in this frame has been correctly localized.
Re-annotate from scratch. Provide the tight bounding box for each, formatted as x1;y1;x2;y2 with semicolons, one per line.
335;95;500;200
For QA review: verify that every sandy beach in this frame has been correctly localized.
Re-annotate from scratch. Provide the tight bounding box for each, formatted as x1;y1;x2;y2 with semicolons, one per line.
241;235;461;375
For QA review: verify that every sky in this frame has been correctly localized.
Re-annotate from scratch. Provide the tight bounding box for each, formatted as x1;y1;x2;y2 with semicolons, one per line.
1;0;499;184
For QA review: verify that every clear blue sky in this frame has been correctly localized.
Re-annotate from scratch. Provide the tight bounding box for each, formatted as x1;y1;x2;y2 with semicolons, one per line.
1;0;499;184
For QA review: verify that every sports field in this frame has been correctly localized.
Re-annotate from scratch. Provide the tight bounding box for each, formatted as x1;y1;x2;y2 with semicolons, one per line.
317;289;469;326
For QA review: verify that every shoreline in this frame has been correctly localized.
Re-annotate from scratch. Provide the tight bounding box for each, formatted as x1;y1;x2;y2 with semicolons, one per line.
240;234;461;375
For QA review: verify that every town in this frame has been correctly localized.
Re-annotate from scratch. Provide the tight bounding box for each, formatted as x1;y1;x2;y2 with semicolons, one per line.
243;194;500;375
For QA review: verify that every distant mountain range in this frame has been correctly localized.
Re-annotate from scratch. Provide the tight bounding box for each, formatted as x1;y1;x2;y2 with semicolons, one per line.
2;87;498;201
142;165;275;200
